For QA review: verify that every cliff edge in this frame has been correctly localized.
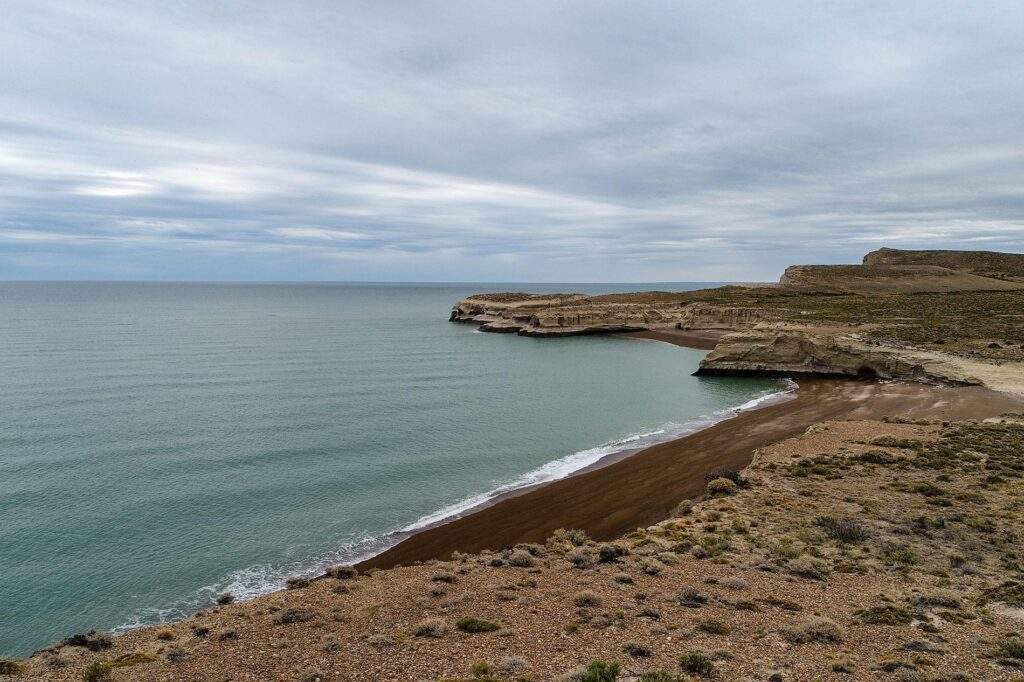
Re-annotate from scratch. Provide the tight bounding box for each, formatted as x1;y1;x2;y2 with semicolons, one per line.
450;248;1024;392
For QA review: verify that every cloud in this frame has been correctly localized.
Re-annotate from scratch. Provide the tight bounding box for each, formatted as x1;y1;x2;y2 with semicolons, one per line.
0;0;1022;281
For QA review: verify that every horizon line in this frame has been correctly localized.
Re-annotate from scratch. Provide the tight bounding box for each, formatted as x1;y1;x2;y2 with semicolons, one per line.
0;278;742;286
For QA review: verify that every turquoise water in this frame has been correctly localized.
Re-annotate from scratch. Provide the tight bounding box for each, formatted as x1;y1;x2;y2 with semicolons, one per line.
0;282;782;656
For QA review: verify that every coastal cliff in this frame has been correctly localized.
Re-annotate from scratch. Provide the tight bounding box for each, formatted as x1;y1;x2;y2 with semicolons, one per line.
450;248;1024;393
696;330;983;385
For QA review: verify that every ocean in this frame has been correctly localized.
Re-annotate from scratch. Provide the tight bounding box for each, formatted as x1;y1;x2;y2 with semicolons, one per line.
0;282;785;656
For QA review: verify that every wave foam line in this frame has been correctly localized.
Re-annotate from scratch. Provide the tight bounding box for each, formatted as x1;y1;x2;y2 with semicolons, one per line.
118;380;796;633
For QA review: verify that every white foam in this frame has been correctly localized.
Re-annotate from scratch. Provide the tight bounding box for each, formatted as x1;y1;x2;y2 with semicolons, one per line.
118;380;796;633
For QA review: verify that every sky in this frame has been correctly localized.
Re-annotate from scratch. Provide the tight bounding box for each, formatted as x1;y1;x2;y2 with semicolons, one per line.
1;1;1022;282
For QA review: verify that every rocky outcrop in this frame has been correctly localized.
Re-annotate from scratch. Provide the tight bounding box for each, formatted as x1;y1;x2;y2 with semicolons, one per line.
697;330;984;386
674;304;766;330
451;295;769;337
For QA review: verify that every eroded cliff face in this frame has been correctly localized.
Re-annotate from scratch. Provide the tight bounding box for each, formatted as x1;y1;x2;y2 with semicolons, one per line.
450;296;768;337
697;330;987;386
446;247;1024;393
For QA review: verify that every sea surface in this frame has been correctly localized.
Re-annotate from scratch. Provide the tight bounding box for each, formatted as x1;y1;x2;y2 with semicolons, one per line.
0;282;785;656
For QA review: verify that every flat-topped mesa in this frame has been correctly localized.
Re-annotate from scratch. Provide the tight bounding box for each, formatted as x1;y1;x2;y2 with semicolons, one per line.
862;247;1024;280
779;248;1024;294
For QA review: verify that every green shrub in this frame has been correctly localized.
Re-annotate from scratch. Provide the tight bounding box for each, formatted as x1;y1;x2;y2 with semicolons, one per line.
996;637;1024;660
880;543;919;566
678;650;714;676
574;591;602;608
470;660;497;678
81;661;113;681
575;660;621;682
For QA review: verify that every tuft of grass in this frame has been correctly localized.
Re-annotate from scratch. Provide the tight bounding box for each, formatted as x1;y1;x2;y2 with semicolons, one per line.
414;618;448;638
787;555;830;580
432;571;458;584
623;642;652;657
678;651;715;676
550;528;590;547
996;637;1024;660
697;618;732;635
507;549;535;567
677;588;708;608
704;466;745;486
456;617;500;633
857;605;914;625
470;660;497;679
574;660;621;682
705;477;738;496
80;653;158;682
880;543;919;567
815;515;870;543
567;549;595;569
779;617;844;644
598;544;627;563
574;590;602;607
81;661;113;682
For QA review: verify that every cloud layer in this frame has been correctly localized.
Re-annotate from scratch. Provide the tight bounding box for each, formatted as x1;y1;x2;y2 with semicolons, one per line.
2;1;1022;281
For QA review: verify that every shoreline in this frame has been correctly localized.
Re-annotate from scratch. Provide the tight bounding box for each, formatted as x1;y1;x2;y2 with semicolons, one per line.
24;327;1024;659
358;329;1023;571
346;373;797;572
349;330;766;570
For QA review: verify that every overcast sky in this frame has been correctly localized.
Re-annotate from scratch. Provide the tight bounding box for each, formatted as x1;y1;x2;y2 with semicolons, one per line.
1;1;1022;282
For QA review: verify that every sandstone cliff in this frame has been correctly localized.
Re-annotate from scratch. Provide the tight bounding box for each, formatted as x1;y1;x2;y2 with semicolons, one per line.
696;329;985;385
448;248;1024;392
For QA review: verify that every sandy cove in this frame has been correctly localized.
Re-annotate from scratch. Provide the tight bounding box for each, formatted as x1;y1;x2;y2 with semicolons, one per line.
359;375;1021;572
